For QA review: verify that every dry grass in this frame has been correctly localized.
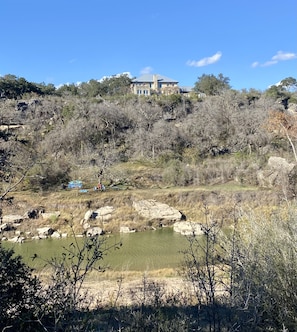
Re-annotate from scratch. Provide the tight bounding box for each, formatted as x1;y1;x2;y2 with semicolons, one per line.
4;183;282;236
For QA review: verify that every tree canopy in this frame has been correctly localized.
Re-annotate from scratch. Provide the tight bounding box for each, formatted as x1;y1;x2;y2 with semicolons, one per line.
193;73;231;96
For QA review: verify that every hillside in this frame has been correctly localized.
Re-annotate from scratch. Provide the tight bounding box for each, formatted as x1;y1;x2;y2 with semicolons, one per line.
1;179;282;239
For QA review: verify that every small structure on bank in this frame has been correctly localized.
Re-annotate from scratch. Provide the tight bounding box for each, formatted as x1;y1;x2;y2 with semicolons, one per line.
67;180;83;189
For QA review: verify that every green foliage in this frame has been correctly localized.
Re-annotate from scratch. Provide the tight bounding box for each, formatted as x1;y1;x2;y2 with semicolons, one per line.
241;88;262;105
26;158;71;191
56;83;79;96
194;73;231;96
0;244;41;331
265;84;287;100
0;228;122;331
264;78;297;108
162;159;194;186
99;74;132;96
61;103;75;121
0;74;45;99
1;72;296;191
157;94;182;110
279;76;297;92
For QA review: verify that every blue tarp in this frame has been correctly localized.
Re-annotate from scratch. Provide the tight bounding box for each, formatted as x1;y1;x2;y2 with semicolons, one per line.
68;180;83;189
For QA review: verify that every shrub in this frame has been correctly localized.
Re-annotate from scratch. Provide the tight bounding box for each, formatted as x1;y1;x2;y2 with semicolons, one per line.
181;204;297;331
0;244;41;331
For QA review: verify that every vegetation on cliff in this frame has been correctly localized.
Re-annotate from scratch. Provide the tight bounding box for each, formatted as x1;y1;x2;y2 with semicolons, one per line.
1;73;297;331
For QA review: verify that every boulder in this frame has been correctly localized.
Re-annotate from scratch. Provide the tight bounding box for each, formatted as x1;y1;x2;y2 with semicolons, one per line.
257;156;297;194
133;200;182;221
86;227;103;237
8;236;25;243
36;227;55;237
83;222;91;230
94;206;114;221
2;215;23;223
0;223;13;233
82;206;115;224
120;226;136;233
287;103;297;113
51;231;61;238
83;210;95;222
40;211;60;220
173;221;204;236
267;156;295;173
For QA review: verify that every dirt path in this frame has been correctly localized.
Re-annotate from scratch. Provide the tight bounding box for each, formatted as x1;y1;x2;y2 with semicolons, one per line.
82;274;191;307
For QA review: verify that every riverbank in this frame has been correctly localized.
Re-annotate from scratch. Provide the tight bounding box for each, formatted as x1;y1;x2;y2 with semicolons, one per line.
1;183;281;238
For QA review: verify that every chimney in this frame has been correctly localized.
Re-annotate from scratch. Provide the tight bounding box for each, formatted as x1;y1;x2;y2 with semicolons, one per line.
153;74;158;91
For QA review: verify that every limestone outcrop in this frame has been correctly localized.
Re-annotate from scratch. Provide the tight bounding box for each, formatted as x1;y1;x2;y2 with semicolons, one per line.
120;226;136;233
173;221;204;236
36;227;55;237
132;199;183;222
86;227;103;237
81;206;115;236
83;206;115;223
257;156;297;197
40;211;61;220
2;214;23;223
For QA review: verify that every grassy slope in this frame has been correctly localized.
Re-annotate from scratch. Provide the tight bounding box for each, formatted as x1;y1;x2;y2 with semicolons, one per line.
7;181;280;236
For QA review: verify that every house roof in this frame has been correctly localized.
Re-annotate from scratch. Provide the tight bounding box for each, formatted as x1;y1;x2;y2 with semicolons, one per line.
132;74;178;84
180;86;193;93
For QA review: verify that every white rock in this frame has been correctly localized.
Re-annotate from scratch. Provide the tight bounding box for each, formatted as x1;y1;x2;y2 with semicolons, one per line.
2;215;23;223
83;210;93;222
36;227;54;236
40;211;60;220
86;227;103;237
173;222;204;236
0;223;12;232
8;236;25;243
94;206;114;221
120;226;136;233
51;231;61;238
133;200;182;221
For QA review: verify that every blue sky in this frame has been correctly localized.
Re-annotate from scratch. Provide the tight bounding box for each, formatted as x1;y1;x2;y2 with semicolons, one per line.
1;0;296;91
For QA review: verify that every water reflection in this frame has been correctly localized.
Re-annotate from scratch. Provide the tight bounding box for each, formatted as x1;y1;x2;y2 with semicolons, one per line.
3;228;189;271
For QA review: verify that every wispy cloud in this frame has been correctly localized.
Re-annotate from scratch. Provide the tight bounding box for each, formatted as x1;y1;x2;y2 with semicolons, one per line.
252;51;297;67
99;72;132;82
186;52;222;67
140;66;153;74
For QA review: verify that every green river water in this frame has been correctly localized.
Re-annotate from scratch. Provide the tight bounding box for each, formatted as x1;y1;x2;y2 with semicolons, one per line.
3;228;189;271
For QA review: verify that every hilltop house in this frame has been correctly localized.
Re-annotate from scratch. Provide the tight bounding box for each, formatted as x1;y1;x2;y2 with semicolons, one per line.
131;74;180;96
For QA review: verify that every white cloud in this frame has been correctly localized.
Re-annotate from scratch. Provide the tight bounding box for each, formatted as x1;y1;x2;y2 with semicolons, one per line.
140;66;153;74
252;51;297;67
272;51;297;61
99;72;132;82
262;60;278;67
186;51;222;67
55;81;82;88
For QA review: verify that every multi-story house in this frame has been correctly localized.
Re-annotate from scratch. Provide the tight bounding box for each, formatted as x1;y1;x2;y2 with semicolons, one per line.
131;74;180;96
